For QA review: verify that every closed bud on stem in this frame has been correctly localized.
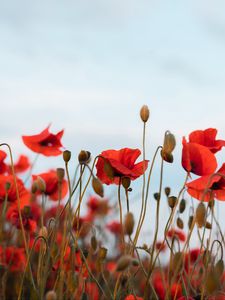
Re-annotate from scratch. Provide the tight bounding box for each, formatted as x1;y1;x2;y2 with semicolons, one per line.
90;235;98;251
177;217;184;229
56;168;65;182
39;226;48;239
153;192;161;201
121;177;131;189
116;255;132;271
78;150;91;164
196;202;206;228
36;177;46;193
45;290;57;300
188;215;194;229
164;187;171;196
92;176;104;197
168;196;177;209
163;131;176;154
124;212;135;235
63;150;71;163
161;150;174;163
179;199;186;213
140;105;150;123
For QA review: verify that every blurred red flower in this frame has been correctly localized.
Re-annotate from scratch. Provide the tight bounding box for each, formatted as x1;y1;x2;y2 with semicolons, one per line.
182;137;217;176
124;295;143;300
166;228;186;242
189;128;225;153
96;148;148;185
0;175;30;205
0;150;7;174
22;125;64;156
170;283;182;299
0;246;26;272
106;220;122;235
7;155;30;174
87;196;110;216
186;163;225;202
32;170;68;201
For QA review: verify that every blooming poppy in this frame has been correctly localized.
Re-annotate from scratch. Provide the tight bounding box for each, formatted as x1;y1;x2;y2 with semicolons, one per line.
166;228;186;242
106;220;122;235
0;175;30;204
7;154;30;174
96;148;148;185
32;170;68;201
0;150;7;174
186;163;225;202
182;137;217;176
22;125;64;156
189;128;225;153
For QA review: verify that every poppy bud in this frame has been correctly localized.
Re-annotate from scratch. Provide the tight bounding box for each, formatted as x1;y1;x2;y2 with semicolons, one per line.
140;105;150;123
161;150;174;163
176;217;184;229
196;202;206;228
45;290;57;300
188;215;194;229
31;181;38;194
163;131;176;154
36;176;46;193
124;212;135;235
78;150;91;164
116;255;132;271
164;187;171;196
153;192;161;201
179;199;186;214
39;226;48;239
63;150;71;163
98;247;107;260
92;177;104;197
168;196;177;209
205;222;212;229
90;235;98;251
56;168;65;182
5;182;11;191
122;177;131;189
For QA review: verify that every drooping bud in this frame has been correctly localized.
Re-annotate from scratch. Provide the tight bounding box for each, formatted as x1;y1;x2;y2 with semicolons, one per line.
56;168;65;182
92;177;104;197
168;196;177;209
124;212;135;235
188;215;194;229
164;187;171;197
63;150;71;163
153;192;161;201
45;290;57;300
163;131;176;154
122;177;131;189
116;255;132;271
179;199;186;214
196;202;206;228
36;176;46;193
140;105;150;123
176;217;184;229
160;150;174;163
78;150;91;164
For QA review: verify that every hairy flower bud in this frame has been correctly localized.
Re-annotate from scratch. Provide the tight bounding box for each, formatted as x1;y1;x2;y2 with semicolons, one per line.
179;199;186;213
124;212;135;235
63;150;71;163
116;255;132;271
78;150;91;164
196;202;206;228
92;177;104;197
163;131;176;154
140;105;150;123
36;176;46;193
168;196;177;208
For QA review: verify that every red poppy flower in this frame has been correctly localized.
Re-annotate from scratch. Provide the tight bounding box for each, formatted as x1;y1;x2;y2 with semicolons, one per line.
186;163;225;202
0;175;30;204
182;137;217;176
96;148;148;185
32;170;68;201
6;205;37;233
22;125;64;156
85;282;99;300
170;283;182;299
166;228;186;242
152;272;166;300
125;295;143;300
155;241;167;252
87;196;110;216
106;220;122;235
0;246;26;272
7;155;30;174
189;128;225;153
0;150;7;174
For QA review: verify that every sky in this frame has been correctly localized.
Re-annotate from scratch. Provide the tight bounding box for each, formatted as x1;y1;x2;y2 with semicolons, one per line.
0;0;225;246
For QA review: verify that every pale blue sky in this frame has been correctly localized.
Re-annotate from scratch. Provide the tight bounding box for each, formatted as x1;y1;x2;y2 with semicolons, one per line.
1;0;225;244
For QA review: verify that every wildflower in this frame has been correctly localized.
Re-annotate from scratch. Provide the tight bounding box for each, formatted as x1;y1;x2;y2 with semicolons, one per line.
0;246;26;272
186;163;225;202
7;154;30;174
106;220;122;235
32;170;68;201
182;137;217;176
170;283;182;299
22;125;64;156
189;128;225;153
87;196;110;216
125;295;144;300
0;150;7;174
166;228;186;242
96;148;148;185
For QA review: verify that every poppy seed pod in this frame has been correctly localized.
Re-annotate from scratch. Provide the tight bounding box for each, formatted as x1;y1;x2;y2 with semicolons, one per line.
116;255;132;271
45;290;57;300
56;168;65;182
78;150;91;164
124;212;135;235
92;177;104;197
196;202;206;228
63;150;71;162
140;105;150;123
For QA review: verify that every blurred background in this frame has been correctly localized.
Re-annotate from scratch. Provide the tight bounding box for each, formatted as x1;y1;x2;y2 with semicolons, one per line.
1;0;225;246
